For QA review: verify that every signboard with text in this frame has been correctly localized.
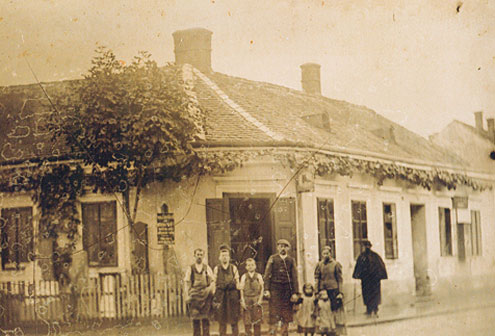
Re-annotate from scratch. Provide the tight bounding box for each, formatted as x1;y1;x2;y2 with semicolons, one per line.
157;212;175;245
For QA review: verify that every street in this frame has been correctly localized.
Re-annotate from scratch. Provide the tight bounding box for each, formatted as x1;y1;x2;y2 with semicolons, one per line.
10;305;494;336
348;306;495;336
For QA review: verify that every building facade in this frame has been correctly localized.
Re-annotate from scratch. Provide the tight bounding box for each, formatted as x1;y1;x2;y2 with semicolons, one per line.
1;28;494;314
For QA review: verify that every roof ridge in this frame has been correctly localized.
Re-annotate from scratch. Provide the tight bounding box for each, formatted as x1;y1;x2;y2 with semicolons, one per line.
193;69;284;142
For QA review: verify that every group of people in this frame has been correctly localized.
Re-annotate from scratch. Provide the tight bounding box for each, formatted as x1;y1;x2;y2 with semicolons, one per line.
184;239;387;336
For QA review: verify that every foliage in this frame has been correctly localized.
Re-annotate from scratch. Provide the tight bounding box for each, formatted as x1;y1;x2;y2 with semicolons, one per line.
49;47;203;236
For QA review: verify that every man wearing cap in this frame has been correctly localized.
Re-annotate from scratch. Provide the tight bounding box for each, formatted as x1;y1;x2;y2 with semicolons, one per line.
213;244;241;336
352;240;388;317
263;239;299;336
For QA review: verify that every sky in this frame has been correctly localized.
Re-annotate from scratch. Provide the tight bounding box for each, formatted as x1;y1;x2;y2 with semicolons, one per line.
1;0;494;137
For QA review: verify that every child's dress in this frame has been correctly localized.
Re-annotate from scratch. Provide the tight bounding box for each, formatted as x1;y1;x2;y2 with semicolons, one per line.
295;295;316;333
316;298;336;335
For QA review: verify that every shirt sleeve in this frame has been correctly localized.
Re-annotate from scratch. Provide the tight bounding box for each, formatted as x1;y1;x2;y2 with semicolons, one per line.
239;274;246;290
233;265;240;282
213;266;218;282
291;258;299;294
257;273;264;285
184;266;191;284
263;256;274;291
314;262;321;291
206;265;214;280
335;262;343;289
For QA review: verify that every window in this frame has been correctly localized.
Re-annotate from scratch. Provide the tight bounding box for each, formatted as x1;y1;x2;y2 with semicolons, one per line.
471;210;482;256
317;198;336;258
383;203;398;259
1;207;33;270
82;201;118;267
351;201;368;259
439;207;453;256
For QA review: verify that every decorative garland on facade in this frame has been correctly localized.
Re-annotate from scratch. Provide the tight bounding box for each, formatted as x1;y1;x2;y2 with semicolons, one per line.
0;147;491;281
195;149;492;192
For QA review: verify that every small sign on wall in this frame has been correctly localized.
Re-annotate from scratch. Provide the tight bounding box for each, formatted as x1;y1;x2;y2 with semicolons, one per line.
452;196;468;209
296;169;315;193
157;212;175;245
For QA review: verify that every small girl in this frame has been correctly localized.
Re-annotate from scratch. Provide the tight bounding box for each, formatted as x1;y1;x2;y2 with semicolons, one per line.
315;291;336;336
294;283;316;336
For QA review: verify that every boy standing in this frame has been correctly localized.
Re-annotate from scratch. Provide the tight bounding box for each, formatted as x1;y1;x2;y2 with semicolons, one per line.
240;258;264;336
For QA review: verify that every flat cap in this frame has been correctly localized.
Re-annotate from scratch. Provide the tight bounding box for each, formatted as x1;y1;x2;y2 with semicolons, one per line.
321;246;332;253
277;239;291;247
219;243;231;252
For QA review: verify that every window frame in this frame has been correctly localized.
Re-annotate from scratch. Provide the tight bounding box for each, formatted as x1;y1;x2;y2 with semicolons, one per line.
470;210;482;256
383;202;398;259
1;207;34;270
317;198;336;259
438;207;453;256
82;201;118;267
351;200;368;259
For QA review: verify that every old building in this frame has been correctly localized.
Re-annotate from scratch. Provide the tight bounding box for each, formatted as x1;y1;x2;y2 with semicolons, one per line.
1;28;494;319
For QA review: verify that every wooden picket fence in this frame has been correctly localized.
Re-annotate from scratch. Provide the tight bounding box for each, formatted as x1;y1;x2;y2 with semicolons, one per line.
0;272;186;327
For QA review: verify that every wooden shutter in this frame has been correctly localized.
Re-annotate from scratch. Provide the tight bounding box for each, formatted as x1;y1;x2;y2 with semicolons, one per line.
131;221;149;274
273;198;297;261
206;198;230;267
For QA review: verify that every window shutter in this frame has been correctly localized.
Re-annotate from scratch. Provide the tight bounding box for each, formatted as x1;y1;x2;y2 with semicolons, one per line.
206;198;230;267
131;221;149;274
273;198;297;260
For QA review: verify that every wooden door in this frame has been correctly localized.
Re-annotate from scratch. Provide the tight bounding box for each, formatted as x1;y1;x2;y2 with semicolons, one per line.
206;198;230;267
272;197;297;261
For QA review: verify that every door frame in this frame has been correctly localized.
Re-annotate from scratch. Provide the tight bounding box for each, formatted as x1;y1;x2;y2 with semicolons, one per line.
410;203;431;296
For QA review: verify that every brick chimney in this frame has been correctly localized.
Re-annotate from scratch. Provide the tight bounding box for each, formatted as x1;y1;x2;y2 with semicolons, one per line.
300;63;321;95
474;111;484;132
172;28;212;73
487;118;495;143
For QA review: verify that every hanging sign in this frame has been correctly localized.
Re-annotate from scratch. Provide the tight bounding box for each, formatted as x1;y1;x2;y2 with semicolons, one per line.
157;212;175;245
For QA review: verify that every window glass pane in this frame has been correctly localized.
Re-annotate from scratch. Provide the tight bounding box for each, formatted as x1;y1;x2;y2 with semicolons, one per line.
351;201;367;259
383;203;397;259
317;199;336;258
82;202;118;266
439;207;452;256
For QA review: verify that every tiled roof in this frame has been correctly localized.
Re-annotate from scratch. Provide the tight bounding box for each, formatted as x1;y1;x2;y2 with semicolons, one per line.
430;120;494;173
193;71;467;168
0;67;469;170
0;82;71;164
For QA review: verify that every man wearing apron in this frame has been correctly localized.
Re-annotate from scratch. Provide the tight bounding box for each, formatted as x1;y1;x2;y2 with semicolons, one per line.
184;248;215;336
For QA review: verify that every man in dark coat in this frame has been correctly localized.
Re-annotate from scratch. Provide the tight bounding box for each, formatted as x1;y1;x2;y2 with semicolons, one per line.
263;239;299;336
352;240;388;317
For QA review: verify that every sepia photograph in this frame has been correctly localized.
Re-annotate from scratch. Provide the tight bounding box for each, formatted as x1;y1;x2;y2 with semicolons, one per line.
0;1;494;335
